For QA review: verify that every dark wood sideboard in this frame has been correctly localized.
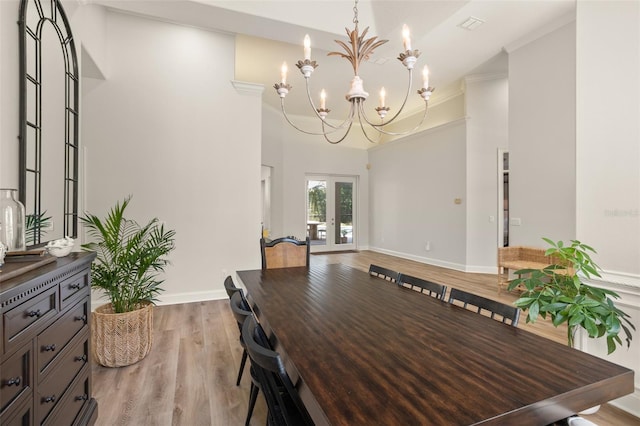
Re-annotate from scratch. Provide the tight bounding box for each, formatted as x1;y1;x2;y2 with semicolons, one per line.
1;252;97;426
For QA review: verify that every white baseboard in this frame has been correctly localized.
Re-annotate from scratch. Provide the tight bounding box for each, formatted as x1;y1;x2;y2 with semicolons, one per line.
609;391;640;419
156;289;228;305
368;246;469;272
91;289;228;311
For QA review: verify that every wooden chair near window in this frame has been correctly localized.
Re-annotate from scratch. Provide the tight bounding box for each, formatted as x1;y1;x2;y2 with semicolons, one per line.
397;273;447;300
448;288;520;327
368;264;400;283
260;236;310;269
242;315;314;426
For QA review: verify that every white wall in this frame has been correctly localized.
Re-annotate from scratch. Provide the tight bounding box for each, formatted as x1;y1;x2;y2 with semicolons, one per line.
82;10;262;305
575;1;640;416
367;79;505;273
368;119;467;269
464;75;508;271
261;105;285;238
508;21;576;246
576;1;640;279
77;4;108;80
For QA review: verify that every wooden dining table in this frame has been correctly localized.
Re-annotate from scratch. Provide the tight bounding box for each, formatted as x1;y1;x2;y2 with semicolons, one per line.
236;263;634;426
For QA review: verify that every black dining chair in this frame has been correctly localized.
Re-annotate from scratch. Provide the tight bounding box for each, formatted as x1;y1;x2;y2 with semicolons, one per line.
242;315;314;426
224;275;242;299
228;289;251;388
368;264;400;283
448;288;520;327
225;275;249;387
397;273;447;300
229;292;262;425
261;236;310;269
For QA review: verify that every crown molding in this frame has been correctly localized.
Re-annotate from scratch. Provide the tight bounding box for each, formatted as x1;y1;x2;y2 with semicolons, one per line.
463;73;508;84
368;117;467;152
231;80;264;96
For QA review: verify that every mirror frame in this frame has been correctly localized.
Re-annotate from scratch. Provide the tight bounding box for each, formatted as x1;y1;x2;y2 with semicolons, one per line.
18;0;79;247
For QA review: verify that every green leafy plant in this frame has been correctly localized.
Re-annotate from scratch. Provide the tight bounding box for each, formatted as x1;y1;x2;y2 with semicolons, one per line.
508;238;634;354
80;196;176;313
25;210;52;245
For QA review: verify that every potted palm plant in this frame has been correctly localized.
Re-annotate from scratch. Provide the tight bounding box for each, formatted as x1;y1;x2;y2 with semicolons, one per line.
81;196;176;367
508;238;634;354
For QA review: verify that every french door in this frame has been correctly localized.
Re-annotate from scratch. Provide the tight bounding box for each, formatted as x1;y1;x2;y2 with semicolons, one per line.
306;175;357;252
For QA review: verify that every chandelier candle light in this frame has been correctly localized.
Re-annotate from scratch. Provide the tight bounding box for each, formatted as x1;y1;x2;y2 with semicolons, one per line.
274;0;435;144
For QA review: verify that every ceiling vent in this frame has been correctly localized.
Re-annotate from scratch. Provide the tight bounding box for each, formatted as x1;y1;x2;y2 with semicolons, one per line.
458;16;485;31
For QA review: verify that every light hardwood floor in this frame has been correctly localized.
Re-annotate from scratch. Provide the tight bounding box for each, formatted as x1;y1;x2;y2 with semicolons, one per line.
92;250;640;426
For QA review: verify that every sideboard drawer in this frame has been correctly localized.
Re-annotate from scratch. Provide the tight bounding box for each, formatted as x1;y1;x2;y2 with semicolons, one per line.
0;342;32;414
42;368;90;426
37;300;88;376
0;395;32;426
36;334;88;425
1;252;97;426
3;287;58;354
60;272;90;310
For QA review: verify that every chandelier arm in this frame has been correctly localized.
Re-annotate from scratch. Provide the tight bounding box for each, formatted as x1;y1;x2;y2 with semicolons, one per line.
359;68;414;128
356;102;384;144
280;99;352;136
304;78;354;130
321;120;354;144
358;100;430;136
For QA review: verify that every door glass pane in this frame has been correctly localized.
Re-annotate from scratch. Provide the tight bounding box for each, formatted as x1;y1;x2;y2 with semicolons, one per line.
307;180;326;246
335;181;353;245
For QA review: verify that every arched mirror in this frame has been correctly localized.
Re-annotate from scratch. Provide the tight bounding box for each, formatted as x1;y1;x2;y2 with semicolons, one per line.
18;0;79;247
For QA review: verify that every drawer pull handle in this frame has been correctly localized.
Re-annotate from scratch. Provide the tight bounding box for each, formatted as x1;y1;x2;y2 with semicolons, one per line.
69;283;82;290
27;309;41;318
75;314;88;323
75;394;88;401
43;344;57;352
43;395;56;403
75;354;88;362
6;377;22;386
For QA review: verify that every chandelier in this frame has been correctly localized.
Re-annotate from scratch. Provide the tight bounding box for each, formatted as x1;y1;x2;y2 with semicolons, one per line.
274;0;435;144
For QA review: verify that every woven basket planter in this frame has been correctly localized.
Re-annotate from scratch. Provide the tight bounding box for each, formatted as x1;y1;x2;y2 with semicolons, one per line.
92;302;154;367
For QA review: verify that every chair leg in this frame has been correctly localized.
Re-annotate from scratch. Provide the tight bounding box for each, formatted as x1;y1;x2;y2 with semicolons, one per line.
245;382;259;426
237;349;248;386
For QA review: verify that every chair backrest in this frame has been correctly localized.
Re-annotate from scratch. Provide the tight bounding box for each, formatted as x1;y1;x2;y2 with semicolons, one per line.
261;237;310;269
224;275;242;299
448;288;520;327
229;291;252;331
368;264;400;283
242;316;314;426
397;273;447;300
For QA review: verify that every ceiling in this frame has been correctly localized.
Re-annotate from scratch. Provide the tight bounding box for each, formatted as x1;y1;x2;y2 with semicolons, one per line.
92;0;575;119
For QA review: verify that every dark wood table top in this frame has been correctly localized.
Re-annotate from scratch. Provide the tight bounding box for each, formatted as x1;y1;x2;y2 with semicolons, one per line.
237;263;634;426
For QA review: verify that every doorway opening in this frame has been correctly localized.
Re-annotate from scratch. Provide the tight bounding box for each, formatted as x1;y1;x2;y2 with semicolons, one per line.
306;175;357;252
497;150;509;247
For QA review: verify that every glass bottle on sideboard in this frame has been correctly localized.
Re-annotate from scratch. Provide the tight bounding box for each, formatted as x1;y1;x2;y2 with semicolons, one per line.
0;188;26;251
